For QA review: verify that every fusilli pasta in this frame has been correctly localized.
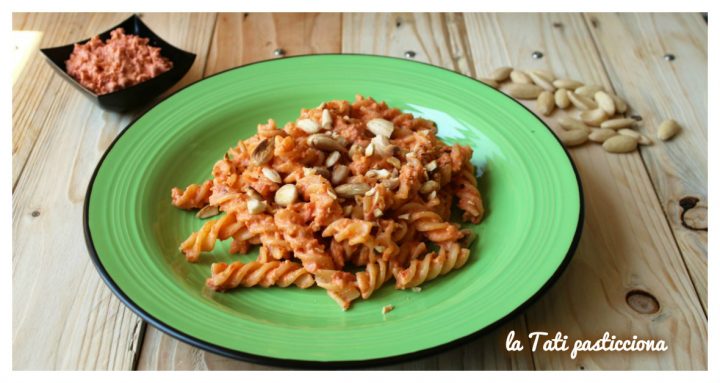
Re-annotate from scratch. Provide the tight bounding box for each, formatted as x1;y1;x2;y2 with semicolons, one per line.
171;95;485;310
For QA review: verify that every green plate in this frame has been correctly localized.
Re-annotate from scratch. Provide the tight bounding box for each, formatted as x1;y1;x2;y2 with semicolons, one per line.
84;54;582;368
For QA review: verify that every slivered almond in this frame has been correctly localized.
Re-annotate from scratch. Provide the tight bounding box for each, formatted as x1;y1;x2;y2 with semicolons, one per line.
574;84;603;98
528;71;555;92
489;66;513;82
504;83;543;99
600;118;636;130
594;91;616;116
536;91;555;116
553;79;583;90
557;129;588;147
262;168;281;183
580;109;608;127
603;135;637;153
567;91;598;110
510;70;532;84
588;128;617;143
297;119;320;134
558;116;590;132
425;160;437;172
657;119;681;141
554;88;571;109
367;118;395;138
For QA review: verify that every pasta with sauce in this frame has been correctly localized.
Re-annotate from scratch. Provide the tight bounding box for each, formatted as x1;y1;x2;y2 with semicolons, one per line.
171;95;485;310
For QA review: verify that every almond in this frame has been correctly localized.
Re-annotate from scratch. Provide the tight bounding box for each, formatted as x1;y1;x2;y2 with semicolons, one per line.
366;118;395;138
262;167;282;183
618;128;640;139
575;84;603;98
504;83;543;99
553;79;583;90
600;118;636;130
510;69;533;84
588;128;617;143
594;91;616;116
580;109;608;127
557;129;589;147
532;69;556;82
610;94;628;114
603;135;638;153
489;66;513;82
247;199;268;214
554;88;571;109
558;116;590;132
657;119;681;141
331;164;349;185
536;91;555;116
297;119;320;134
274;184;298;206
479;78;499;88
567;91;598;110
321;109;332;129
528;71;555;92
325;151;341;167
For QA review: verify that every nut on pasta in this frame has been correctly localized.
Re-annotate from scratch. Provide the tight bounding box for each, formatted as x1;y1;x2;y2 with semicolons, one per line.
169;95;486;310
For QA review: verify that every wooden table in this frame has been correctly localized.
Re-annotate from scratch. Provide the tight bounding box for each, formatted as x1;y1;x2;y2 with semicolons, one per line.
12;13;707;370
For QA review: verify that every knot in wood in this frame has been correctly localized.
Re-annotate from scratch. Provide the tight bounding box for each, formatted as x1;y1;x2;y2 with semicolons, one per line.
626;290;660;314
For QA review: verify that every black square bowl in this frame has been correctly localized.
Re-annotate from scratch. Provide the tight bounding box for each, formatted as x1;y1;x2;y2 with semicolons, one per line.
40;14;196;113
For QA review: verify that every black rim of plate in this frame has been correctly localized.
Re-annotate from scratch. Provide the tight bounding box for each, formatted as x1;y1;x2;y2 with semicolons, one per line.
83;53;584;370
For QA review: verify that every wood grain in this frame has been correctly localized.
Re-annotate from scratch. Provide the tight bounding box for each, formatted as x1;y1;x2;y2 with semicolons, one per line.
463;13;706;370
205;13;342;75
11;13;217;370
585;13;708;312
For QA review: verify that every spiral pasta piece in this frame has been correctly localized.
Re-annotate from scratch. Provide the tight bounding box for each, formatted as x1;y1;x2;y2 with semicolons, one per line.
179;213;247;262
356;260;392;299
171;180;212;209
207;260;315;291
321;218;373;246
398;202;464;244
274;204;336;272
314;269;361;310
393;242;470;289
242;213;291;260
454;160;484;223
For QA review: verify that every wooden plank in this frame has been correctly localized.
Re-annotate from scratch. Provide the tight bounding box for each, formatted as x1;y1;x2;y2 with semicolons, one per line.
584;13;707;311
11;13;216;370
135;13;345;370
205;13;342;75
341;12;534;370
463;13;707;369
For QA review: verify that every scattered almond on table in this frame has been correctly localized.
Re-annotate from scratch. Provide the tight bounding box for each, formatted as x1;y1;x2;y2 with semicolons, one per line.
488;66;682;154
